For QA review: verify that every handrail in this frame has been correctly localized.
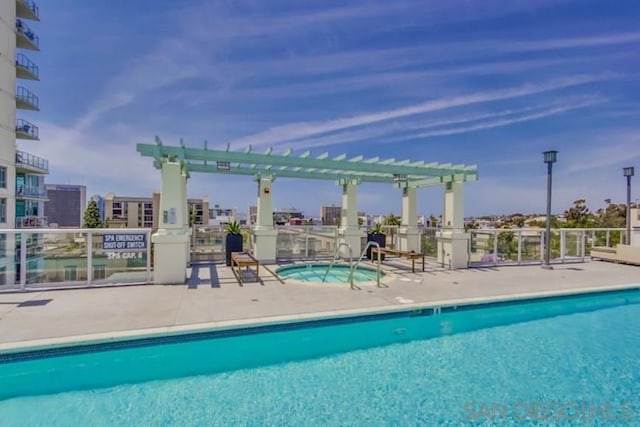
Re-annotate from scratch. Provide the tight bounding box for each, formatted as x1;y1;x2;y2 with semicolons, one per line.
322;241;356;288
349;241;385;288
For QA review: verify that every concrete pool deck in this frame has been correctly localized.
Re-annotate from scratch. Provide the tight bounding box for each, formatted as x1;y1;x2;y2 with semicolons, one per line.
0;260;638;351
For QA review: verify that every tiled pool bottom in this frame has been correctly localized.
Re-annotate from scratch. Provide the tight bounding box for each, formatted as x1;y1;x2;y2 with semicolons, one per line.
1;290;639;425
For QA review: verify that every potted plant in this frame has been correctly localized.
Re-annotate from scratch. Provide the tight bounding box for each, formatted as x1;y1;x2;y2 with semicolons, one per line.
367;223;386;260
225;221;243;266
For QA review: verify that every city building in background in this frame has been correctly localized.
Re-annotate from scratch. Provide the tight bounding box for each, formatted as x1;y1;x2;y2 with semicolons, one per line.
44;184;86;228
320;204;341;226
209;204;237;226
101;192;209;230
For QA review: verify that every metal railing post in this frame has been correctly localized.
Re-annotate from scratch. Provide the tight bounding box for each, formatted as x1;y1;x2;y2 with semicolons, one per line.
20;232;27;290
493;230;498;265
87;231;93;286
517;230;522;264
147;230;152;283
560;230;566;263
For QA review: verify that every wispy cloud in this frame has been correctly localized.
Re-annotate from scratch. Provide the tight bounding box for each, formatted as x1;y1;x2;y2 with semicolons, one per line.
565;131;640;173
277;97;602;151
230;74;615;149
397;97;606;141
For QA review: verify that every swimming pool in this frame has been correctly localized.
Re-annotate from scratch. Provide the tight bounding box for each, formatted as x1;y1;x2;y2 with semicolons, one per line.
1;288;639;425
276;263;383;283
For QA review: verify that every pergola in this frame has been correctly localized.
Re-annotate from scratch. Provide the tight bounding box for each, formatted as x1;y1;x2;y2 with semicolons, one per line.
138;137;478;186
137;137;478;283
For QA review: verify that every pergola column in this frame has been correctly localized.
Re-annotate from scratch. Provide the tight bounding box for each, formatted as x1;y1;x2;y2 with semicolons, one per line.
338;179;362;258
398;186;420;252
151;161;190;284
436;181;470;269
253;176;277;262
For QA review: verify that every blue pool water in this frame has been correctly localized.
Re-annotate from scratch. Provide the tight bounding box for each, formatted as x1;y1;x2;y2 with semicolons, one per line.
0;289;639;426
277;263;382;282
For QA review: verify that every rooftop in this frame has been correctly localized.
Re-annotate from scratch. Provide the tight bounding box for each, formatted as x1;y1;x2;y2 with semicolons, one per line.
0;261;638;351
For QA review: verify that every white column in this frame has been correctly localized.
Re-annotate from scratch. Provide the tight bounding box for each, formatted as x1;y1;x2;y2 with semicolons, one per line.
437;181;470;269
338;180;362;258
399;186;420;252
151;162;190;284
182;171;191;265
253;177;277;262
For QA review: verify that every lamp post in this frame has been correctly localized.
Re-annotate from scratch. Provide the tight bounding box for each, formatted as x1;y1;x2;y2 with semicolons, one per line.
623;167;634;245
542;150;557;269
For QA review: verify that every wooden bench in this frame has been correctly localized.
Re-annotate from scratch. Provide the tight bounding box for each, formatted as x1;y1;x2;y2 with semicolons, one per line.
371;247;425;273
231;252;260;284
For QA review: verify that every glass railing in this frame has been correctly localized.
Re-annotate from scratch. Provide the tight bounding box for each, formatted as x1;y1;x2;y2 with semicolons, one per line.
16;150;48;171
1;229;153;290
15;119;39;139
15;19;39;48
16;185;47;198
275;225;339;259
17;0;40;20
16;86;39;109
15;53;39;79
468;228;625;267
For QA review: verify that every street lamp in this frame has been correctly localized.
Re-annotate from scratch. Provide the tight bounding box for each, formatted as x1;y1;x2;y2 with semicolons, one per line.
542;150;558;269
623;166;635;245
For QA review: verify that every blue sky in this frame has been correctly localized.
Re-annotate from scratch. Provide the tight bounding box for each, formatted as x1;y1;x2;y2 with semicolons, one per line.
22;0;640;217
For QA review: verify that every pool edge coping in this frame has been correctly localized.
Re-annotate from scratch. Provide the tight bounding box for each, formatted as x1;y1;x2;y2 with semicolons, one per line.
1;282;638;354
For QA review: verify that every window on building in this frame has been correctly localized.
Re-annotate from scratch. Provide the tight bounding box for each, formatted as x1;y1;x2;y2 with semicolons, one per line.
94;264;106;280
0;167;6;188
0;266;5;286
0;234;6;257
64;266;77;281
0;198;6;223
112;202;122;218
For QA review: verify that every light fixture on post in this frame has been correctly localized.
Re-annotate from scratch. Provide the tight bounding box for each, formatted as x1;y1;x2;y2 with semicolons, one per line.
393;174;408;189
542;150;558;269
623;166;635;245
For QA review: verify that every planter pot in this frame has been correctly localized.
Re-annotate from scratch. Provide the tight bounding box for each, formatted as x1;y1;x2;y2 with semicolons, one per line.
367;233;386;260
225;234;243;266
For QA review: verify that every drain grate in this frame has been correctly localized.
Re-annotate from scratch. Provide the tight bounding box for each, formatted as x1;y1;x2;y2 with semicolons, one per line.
17;299;52;307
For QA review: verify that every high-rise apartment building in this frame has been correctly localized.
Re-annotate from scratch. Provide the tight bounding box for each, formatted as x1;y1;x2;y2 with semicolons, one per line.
44;184;87;228
0;1;47;286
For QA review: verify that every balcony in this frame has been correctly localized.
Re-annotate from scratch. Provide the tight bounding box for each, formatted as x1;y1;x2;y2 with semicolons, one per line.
16;0;40;21
16;184;48;199
16;150;49;173
16;54;39;81
16;216;48;229
15;119;39;140
16;86;39;111
16;19;39;51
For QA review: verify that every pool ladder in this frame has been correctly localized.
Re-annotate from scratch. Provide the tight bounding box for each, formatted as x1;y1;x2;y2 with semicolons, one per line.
322;241;384;290
348;241;385;289
322;242;357;289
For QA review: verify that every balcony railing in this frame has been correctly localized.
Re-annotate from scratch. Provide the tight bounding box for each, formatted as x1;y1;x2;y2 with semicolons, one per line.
15;119;39;140
15;53;39;80
16;86;39;111
16;185;47;198
16;216;48;229
16;0;40;21
16;150;48;172
15;19;39;50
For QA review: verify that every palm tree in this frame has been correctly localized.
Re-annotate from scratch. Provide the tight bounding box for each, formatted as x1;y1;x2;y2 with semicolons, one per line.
383;213;401;248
